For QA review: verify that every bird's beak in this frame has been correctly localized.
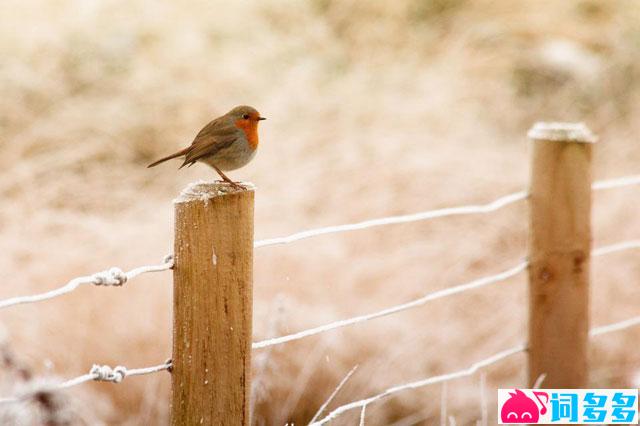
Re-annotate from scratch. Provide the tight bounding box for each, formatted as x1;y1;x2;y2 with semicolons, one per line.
258;117;266;121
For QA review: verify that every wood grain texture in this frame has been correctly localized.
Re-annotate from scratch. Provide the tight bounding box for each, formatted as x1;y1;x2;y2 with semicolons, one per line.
171;183;254;425
527;126;594;389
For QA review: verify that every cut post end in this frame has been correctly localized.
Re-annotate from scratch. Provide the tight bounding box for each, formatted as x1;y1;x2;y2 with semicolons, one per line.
527;122;597;144
173;180;255;204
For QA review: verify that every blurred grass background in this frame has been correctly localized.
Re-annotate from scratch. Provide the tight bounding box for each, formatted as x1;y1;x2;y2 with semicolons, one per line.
1;0;639;424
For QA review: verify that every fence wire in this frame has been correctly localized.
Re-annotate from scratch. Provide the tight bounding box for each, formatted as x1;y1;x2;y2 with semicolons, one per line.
252;261;528;349
255;174;640;249
3;309;639;410
254;190;528;248
310;312;640;425
1;175;637;312
310;345;526;425
592;240;640;257
0;255;174;310
590;316;640;337
0;360;171;404
253;239;640;350
592;174;640;190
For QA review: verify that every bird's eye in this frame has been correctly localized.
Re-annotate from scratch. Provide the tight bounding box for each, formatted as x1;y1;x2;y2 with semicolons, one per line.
242;114;250;119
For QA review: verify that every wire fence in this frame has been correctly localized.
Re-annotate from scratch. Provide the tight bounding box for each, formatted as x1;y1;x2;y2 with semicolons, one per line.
0;173;638;422
3;305;640;416
2;175;636;313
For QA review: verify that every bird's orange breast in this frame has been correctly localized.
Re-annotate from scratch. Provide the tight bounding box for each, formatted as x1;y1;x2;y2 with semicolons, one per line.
235;119;259;150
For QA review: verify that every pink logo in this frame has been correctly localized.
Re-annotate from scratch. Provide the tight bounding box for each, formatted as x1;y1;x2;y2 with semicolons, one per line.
500;389;548;423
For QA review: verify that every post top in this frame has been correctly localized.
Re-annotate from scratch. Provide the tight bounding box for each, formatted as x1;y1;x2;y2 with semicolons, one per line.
527;122;597;144
173;180;255;204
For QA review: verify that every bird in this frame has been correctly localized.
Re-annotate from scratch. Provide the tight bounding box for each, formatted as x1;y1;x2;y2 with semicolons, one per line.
147;105;266;189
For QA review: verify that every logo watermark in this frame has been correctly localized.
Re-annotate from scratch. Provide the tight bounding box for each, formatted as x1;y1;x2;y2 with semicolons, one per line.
498;389;638;424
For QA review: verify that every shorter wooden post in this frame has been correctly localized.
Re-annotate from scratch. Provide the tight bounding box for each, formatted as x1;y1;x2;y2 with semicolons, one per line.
527;122;596;388
171;182;254;425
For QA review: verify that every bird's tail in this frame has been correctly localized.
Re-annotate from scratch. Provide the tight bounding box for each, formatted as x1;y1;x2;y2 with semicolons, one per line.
147;148;189;168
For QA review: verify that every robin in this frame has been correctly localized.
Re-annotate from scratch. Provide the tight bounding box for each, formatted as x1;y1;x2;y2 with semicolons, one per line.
147;105;266;189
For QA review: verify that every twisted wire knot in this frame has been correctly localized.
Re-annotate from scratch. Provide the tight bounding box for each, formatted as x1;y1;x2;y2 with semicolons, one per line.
92;267;127;286
90;364;127;383
163;254;175;268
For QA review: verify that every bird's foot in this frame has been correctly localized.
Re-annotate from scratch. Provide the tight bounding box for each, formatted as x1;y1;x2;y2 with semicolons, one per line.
230;181;247;190
215;179;247;191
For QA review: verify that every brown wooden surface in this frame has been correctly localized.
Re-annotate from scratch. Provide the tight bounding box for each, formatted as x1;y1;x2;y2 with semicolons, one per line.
171;183;254;426
527;124;594;388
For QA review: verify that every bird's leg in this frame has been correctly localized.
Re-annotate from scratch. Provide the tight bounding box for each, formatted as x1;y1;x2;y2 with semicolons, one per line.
212;165;245;190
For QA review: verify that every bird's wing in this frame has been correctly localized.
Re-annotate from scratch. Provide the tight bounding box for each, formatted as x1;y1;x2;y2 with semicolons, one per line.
180;119;239;168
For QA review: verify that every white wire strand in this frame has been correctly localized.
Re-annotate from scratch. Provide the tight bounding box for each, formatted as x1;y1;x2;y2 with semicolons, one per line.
592;240;640;257
311;308;640;425
1;311;638;408
254;238;640;350
309;345;527;425
0;175;635;311
0;360;171;404
0;237;637;407
252;262;528;349
590;316;640;337
254;190;528;248
253;173;640;250
0;255;174;310
592;174;640;190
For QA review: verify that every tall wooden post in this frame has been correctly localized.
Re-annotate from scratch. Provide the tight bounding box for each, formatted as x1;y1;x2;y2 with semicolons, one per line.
171;182;254;425
527;122;596;388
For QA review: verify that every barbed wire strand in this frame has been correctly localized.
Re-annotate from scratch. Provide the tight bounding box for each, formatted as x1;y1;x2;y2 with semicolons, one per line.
0;360;171;404
254;238;640;350
0;255;174;310
252;261;528;350
254;173;640;250
311;308;640;425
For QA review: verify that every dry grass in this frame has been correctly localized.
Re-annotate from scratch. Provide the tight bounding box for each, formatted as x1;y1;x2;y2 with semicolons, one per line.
1;0;640;424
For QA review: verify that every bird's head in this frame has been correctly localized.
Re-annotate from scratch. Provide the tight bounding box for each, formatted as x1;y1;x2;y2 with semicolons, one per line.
228;105;266;124
229;105;265;149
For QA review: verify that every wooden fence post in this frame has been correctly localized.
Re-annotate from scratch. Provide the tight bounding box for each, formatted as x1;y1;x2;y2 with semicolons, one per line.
527;122;597;388
171;182;254;425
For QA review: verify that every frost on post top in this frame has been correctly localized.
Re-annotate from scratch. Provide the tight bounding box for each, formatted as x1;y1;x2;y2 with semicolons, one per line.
173;180;255;204
527;122;597;144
